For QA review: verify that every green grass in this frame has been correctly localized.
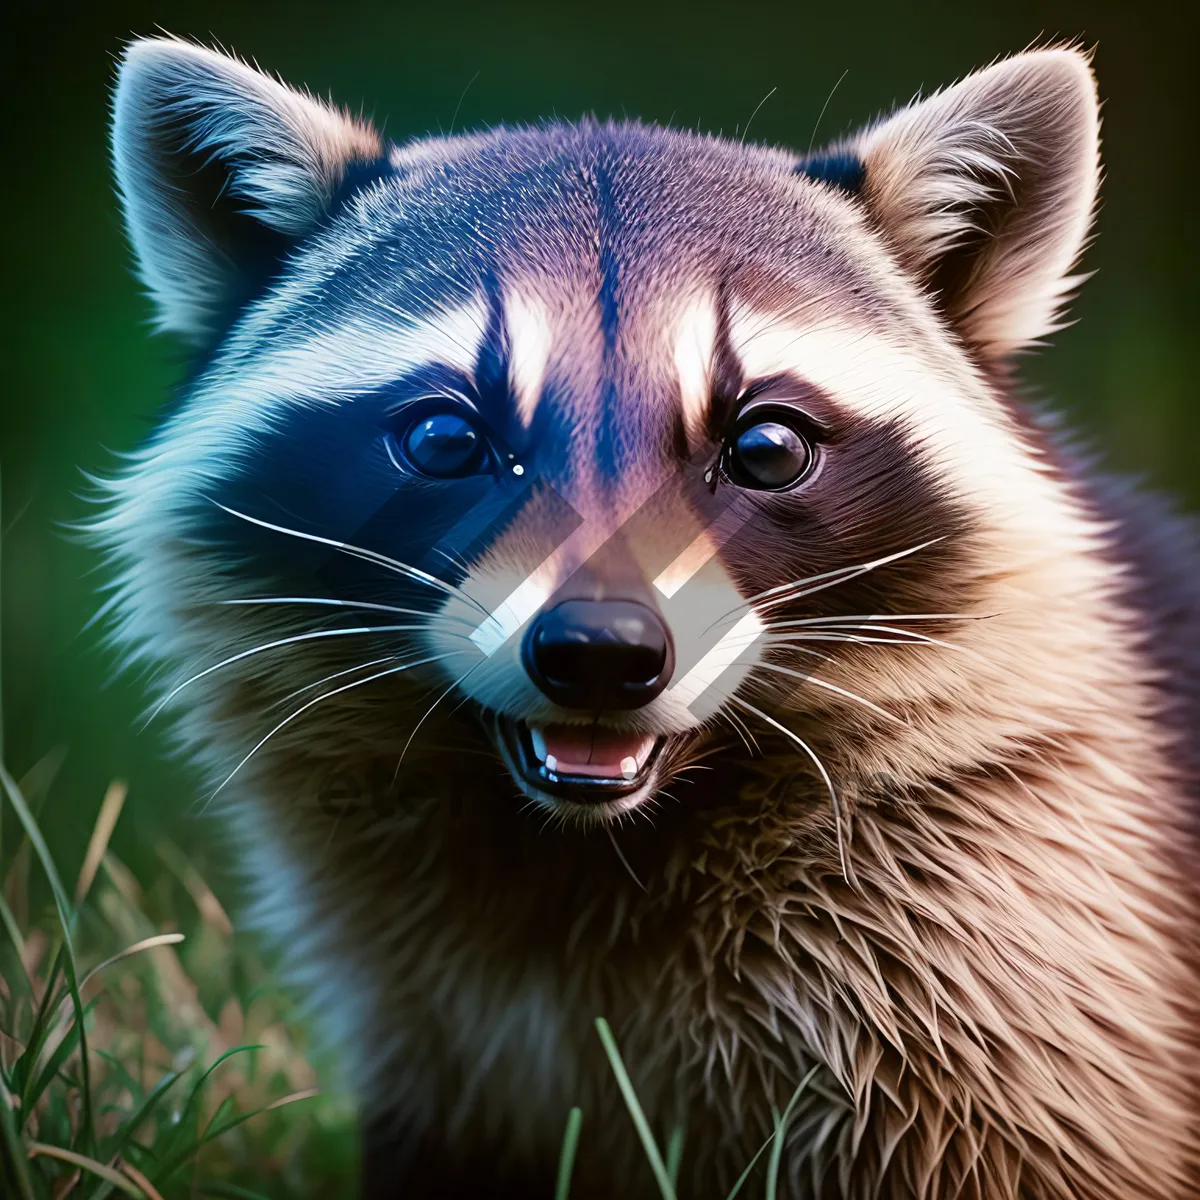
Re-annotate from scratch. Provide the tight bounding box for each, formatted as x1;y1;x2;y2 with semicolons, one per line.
593;1018;816;1200
0;760;814;1198
0;478;804;1197
0;755;358;1198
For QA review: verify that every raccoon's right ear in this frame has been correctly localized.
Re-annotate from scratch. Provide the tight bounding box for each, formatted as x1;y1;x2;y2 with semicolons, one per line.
111;38;385;345
801;48;1100;360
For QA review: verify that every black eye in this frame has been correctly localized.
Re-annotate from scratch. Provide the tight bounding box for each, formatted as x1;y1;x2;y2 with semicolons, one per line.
723;411;815;491
398;409;490;479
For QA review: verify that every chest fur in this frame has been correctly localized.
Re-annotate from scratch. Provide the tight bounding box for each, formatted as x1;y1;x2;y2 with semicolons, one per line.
238;737;1197;1199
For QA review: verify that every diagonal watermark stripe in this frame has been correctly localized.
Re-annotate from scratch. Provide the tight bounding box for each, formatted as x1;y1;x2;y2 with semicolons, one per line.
309;447;799;715
666;608;765;708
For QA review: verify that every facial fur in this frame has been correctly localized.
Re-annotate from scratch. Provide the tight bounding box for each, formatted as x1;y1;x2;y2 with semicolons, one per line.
95;38;1200;1200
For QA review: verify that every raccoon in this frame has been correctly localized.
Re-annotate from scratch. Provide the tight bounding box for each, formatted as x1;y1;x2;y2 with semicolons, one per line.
97;36;1200;1200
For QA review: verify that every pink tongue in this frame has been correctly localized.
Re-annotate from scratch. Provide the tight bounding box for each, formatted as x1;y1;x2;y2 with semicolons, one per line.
542;725;652;778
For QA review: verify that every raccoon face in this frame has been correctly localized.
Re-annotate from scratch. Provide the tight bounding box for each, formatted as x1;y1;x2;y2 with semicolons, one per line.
104;40;1099;826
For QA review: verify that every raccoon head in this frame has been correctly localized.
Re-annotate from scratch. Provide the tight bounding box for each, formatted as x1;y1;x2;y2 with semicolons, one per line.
102;39;1101;835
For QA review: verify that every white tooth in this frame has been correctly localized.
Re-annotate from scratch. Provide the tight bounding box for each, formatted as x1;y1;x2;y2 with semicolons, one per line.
545;754;557;774
529;726;548;763
621;756;638;781
635;737;656;768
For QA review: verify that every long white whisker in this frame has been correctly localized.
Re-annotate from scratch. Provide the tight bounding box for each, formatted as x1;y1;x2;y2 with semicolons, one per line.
763;632;928;645
708;629;931;662
396;654;489;771
753;661;905;725
706;569;864;636
606;824;647;892
219;596;477;627
146;624;446;724
270;654;406;711
781;612;987;627
207;654;453;803
212;502;492;620
711;539;946;634
700;630;837;659
428;543;474;576
722;707;761;756
769;624;971;656
752;559;943;621
732;697;849;884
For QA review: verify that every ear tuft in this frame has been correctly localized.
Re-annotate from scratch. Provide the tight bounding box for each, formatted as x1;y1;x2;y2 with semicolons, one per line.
822;48;1100;358
112;37;384;344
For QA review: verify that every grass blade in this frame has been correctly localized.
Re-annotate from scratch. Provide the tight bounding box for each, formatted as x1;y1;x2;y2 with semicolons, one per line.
0;762;96;1154
27;1142;147;1196
0;460;4;773
594;1018;676;1200
666;1124;685;1191
196;1183;272;1200
89;1070;183;1200
75;781;127;905
155;1084;314;1181
555;1106;583;1200
11;943;66;1102
764;1065;819;1200
723;1128;775;1200
0;767;73;929
199;1094;237;1142
25;999;97;1114
155;839;232;935
151;1044;264;1179
116;1161;165;1200
0;889;25;962
0;1085;37;1200
79;933;185;992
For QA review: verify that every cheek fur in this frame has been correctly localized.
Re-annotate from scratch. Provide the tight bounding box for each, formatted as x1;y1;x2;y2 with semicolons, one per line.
717;417;976;639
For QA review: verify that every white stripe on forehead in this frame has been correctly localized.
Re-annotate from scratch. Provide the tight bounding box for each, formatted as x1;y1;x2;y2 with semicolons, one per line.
726;302;1084;541
504;290;555;428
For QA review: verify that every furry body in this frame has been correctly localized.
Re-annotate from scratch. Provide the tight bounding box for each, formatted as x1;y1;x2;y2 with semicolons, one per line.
98;40;1200;1198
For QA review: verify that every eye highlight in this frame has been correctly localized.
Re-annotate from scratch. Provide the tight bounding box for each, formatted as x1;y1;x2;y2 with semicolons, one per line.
721;407;817;491
395;408;491;479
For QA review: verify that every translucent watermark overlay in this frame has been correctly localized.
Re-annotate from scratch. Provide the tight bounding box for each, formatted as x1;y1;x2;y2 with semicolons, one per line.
307;441;827;719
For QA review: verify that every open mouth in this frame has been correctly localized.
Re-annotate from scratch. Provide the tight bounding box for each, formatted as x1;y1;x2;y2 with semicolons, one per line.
495;715;666;803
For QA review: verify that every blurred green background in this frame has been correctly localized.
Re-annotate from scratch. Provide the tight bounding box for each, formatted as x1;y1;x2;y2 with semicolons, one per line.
2;0;1196;883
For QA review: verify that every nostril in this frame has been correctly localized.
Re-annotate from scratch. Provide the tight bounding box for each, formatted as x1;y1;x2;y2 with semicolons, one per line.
523;600;673;709
535;632;663;689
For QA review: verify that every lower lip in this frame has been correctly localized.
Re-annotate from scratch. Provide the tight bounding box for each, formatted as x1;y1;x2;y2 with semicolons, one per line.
496;716;666;801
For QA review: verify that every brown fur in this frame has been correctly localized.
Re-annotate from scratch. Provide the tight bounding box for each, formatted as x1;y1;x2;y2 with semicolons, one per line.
212;467;1199;1198
99;39;1200;1199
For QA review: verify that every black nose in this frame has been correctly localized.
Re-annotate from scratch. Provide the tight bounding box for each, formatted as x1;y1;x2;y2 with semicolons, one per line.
523;600;673;709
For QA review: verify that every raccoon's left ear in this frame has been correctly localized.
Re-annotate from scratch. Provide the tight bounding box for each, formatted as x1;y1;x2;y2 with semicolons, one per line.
803;48;1100;359
112;37;385;345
